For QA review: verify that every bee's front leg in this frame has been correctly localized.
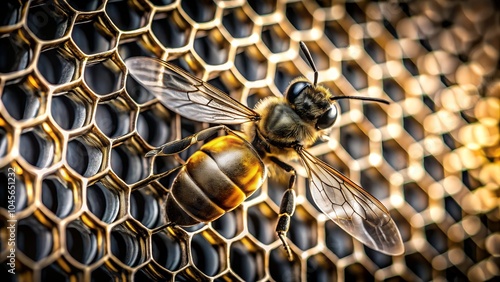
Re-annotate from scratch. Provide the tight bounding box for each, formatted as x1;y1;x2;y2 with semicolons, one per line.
270;157;297;261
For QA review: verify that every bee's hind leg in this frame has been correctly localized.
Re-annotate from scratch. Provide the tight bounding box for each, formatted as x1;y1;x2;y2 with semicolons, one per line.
270;157;297;261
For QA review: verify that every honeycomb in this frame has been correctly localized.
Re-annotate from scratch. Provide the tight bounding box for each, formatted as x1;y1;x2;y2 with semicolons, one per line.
1;0;499;281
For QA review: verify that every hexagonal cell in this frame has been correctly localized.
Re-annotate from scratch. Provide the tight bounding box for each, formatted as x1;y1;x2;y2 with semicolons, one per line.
26;0;70;41
134;264;172;281
84;57;124;95
364;38;386;64
0;31;33;73
247;0;276;15
289;206;317;251
95;97;134;138
72;16;117;55
261;24;290;54
190;230;225;277
342;60;368;90
66;133;105;177
382;140;409;171
0;0;23;26
269;247;300;280
110;138;148;184
403;116;424;141
325;221;353;258
118;39;155;61
151;9;192;49
423;155;444;180
193;29;230;66
2;76;45;121
365;246;392;268
247;202;277;245
51;89;92;131
37;47;77;85
125;65;156;104
180;0;216;23
234;45;268;81
402;58;418;76
105;0;148;31
442;133;456;150
66;0;103;12
345;2;366;23
383;79;405;102
86;180;120;223
307;254;337;281
0;126;8;157
65;216;104;264
90;262;124;280
41;262;72;281
391;209;411;243
444;196;462;222
151;229;186;271
149;0;175;7
425;223;448;254
422;95;435;111
41;175;75;218
363;103;388;128
0;166;28;211
274;61;302;94
344;263;373;281
325;21;349;48
299;42;329;71
211;207;243;240
446;266;468;282
267;177;289;210
285;1;313;30
20;124;57;168
405;253;432;281
130;185;163;229
340;123;370;159
403;182;429;213
360;168;390;200
137;105;172;148
110;220;148;267
17;215;54;261
230;238;265;281
461;171;481;191
222;7;254;39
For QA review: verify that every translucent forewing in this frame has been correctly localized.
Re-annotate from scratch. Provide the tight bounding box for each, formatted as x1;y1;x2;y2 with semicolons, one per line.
126;57;260;124
297;148;404;255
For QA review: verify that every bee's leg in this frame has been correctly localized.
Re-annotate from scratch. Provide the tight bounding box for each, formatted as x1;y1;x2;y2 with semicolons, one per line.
270;157;296;261
145;125;231;157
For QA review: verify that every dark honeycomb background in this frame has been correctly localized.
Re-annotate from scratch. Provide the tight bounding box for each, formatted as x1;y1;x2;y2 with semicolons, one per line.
1;0;499;281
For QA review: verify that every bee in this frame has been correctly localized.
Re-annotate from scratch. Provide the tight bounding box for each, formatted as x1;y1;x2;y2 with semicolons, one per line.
125;42;404;259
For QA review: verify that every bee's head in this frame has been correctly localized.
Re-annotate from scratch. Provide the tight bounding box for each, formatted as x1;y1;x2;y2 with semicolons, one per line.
286;78;339;130
287;41;389;131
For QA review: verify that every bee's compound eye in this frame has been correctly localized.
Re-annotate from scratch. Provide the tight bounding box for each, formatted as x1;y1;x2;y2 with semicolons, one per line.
286;81;309;104
316;106;338;129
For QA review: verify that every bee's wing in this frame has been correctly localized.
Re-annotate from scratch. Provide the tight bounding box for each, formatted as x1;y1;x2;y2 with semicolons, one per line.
297;148;404;255
126;57;260;124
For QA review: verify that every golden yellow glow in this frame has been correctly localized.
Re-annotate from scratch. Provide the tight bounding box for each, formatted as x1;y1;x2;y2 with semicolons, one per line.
447;224;465;242
424;136;444;155
403;97;423;116
368;153;383;166
462;216;481;236
442;176;462;195
408;163;425;181
448;249;465;265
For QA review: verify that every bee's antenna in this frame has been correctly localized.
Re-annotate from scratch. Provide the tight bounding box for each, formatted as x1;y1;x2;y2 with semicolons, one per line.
331;96;390;105
299;41;318;86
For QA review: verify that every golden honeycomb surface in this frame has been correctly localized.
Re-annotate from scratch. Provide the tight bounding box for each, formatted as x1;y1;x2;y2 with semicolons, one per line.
0;0;499;281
